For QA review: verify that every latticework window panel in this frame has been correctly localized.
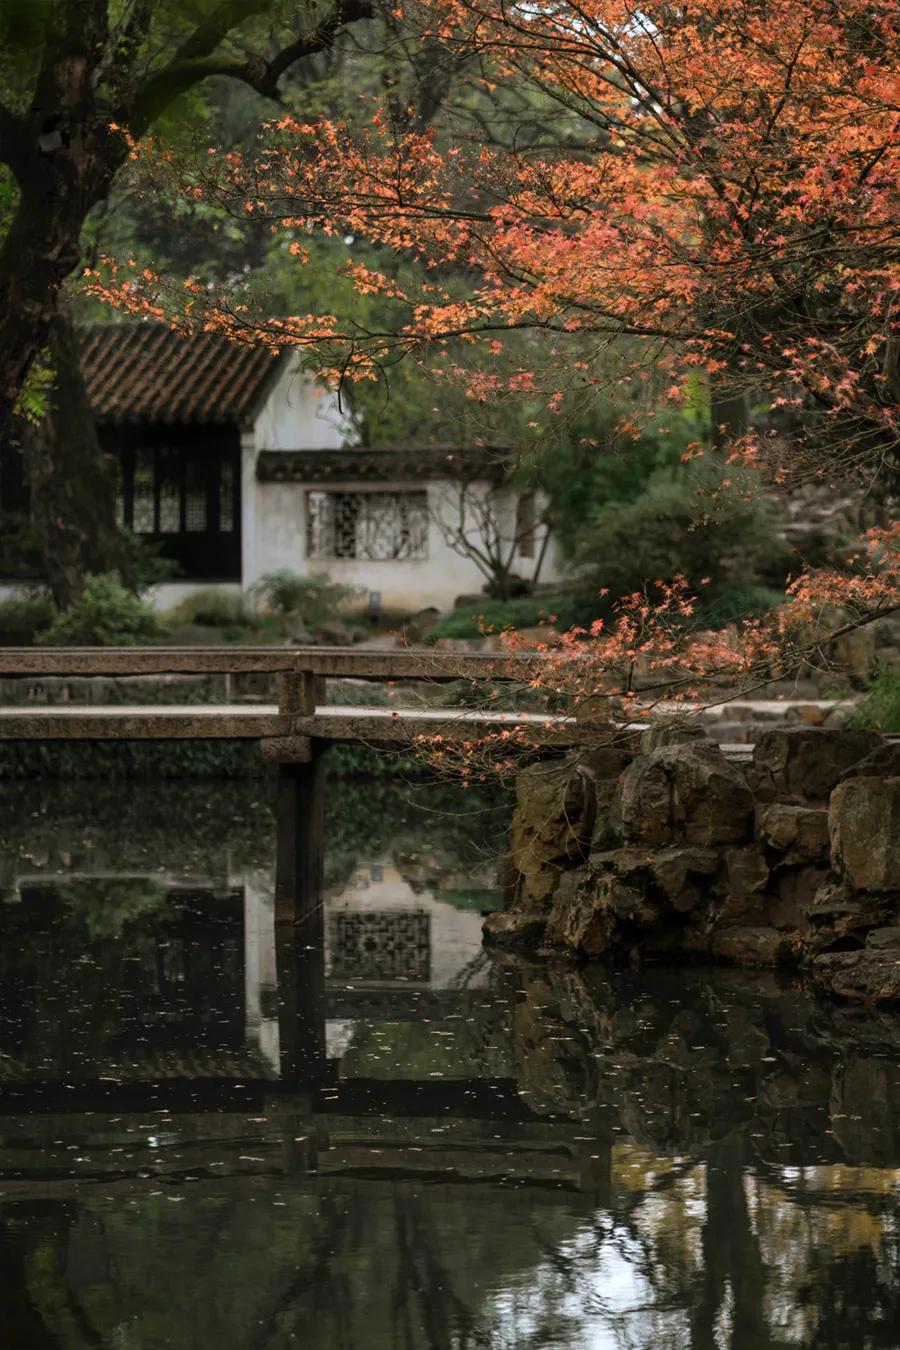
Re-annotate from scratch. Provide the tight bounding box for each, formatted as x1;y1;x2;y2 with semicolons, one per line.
307;490;429;560
328;910;431;982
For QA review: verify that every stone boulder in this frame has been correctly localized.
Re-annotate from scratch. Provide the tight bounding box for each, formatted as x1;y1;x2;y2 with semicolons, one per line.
508;759;590;906
840;741;900;782
619;743;754;848
753;727;883;801
829;777;900;892
651;846;719;912
482;910;549;947
710;925;803;967
755;802;830;863
804;880;894;953
546;851;657;955
811;948;900;1003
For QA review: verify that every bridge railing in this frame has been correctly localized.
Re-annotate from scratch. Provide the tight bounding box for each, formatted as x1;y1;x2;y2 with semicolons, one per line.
0;645;533;712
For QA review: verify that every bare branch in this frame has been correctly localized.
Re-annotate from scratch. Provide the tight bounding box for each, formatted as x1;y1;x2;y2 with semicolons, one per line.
129;0;373;137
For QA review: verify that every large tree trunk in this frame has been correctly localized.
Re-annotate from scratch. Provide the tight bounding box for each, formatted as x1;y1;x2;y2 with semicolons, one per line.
21;301;123;608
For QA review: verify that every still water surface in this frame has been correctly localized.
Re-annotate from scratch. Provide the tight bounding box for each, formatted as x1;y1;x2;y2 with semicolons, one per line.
2;778;900;1348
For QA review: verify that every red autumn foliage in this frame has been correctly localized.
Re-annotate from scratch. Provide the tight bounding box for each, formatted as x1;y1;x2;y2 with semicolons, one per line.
88;0;900;768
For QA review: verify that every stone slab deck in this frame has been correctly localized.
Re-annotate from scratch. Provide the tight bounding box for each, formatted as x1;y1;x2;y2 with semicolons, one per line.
0;702;606;747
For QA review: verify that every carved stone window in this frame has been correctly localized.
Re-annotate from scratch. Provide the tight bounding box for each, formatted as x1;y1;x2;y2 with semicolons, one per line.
307;490;429;560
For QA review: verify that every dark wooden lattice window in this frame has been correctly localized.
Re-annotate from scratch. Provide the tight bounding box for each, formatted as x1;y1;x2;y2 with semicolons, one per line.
107;425;241;581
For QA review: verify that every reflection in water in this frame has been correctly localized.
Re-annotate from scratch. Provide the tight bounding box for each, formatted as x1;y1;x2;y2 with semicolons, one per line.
2;779;900;1347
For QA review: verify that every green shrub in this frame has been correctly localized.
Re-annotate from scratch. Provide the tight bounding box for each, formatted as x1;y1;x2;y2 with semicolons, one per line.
426;595;581;641
36;573;168;646
0;593;55;645
167;587;249;628
249;570;363;625
571;459;785;619
846;667;900;733
118;527;180;593
687;585;787;630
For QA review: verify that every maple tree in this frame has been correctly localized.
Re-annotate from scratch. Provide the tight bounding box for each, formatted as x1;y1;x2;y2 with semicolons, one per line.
102;0;900;474
93;0;900;732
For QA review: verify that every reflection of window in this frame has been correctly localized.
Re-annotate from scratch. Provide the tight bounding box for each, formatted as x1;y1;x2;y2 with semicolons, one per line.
307;491;428;560
328;910;430;982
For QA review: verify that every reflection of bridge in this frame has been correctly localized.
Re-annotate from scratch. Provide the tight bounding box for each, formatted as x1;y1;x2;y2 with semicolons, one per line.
0;908;612;1203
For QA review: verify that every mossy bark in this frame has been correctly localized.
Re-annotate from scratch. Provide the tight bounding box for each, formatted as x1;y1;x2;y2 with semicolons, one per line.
21;302;123;608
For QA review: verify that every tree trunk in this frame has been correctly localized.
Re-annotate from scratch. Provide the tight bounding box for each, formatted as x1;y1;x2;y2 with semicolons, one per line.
21;300;123;608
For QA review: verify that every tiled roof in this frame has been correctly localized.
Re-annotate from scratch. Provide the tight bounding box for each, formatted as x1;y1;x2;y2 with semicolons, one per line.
78;321;282;426
256;446;511;483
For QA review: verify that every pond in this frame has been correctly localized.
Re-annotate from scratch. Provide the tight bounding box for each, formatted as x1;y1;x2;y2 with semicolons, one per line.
2;775;900;1348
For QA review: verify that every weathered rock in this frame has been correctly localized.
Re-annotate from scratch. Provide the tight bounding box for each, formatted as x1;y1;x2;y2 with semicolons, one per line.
546;852;658;954
580;747;631;851
545;869;612;954
753;727;883;800
723;846;769;896
866;926;900;950
710;925;803;967
764;867;825;932
811;948;900;1003
509;760;588;905
840;741;900;781
639;723;710;753
482;910;549;947
652;846;719;912
755;802;831;862
805;881;893;951
619;744;754;848
829;777;900;891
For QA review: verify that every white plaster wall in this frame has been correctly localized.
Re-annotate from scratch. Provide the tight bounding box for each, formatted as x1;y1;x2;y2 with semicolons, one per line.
243;875;280;1076
242;477;563;612
251;356;352;452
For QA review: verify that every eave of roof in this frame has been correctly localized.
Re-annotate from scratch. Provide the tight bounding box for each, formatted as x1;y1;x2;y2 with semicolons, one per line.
78;321;284;427
256;446;513;484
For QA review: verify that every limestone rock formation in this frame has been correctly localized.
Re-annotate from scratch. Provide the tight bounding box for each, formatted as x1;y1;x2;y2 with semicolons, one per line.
752;726;883;801
829;777;900;891
618;743;754;847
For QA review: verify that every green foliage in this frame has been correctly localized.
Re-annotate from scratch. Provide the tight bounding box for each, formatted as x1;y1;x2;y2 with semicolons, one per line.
687;585;787;629
36;572;168;646
533;411;701;561
846;667;900;733
249;569;363;624
63;877;168;941
426;595;580;641
571;459;785;621
0;509;43;581
12;350;53;424
118;527;181;594
167;587;250;627
0;592;54;645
